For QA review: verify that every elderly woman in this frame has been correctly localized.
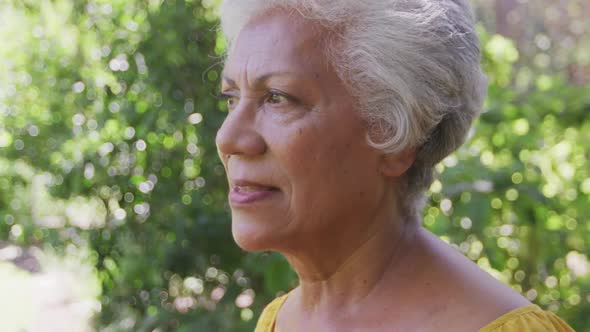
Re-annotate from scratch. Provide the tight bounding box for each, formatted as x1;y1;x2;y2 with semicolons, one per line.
215;0;574;331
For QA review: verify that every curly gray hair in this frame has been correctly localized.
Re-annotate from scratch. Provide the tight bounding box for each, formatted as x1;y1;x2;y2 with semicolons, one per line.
219;0;487;218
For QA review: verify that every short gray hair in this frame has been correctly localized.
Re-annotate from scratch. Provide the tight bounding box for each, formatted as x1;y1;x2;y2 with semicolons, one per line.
219;0;487;218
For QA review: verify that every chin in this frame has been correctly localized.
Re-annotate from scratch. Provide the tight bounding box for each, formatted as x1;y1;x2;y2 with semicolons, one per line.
231;215;278;252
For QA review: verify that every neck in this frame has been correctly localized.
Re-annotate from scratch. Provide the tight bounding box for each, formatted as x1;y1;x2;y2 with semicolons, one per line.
283;210;419;314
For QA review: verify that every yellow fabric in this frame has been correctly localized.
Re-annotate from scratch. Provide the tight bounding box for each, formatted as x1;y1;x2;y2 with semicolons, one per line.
254;294;575;332
478;305;575;332
254;294;289;332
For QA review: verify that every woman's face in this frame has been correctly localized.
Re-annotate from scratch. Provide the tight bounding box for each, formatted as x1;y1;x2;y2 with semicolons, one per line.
216;12;388;252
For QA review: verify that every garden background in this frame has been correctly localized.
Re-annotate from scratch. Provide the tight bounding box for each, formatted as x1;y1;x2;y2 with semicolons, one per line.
0;0;588;331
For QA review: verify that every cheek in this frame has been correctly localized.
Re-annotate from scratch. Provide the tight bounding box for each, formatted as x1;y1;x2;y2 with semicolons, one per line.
279;125;377;206
279;127;326;177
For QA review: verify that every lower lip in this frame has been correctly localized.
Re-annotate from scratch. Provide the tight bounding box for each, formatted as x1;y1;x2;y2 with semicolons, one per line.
229;187;279;205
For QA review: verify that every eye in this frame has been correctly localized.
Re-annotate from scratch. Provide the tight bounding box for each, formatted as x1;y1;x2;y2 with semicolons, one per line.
219;92;239;110
265;91;290;105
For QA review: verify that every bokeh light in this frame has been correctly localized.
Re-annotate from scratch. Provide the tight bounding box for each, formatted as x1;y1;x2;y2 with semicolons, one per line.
0;0;588;331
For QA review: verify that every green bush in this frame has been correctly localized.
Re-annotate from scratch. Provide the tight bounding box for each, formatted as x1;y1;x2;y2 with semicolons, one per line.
0;1;588;331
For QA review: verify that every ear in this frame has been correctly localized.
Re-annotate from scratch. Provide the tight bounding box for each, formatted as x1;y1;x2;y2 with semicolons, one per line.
379;147;416;177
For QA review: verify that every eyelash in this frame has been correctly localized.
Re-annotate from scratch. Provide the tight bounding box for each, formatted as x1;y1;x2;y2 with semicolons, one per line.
266;90;291;105
218;90;295;110
218;92;239;109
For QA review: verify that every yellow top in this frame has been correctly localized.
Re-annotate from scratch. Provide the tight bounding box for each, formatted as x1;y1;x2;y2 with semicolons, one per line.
254;294;575;332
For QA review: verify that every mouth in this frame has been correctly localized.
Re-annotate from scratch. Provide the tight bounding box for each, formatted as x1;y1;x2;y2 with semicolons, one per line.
231;179;280;191
232;184;280;192
229;180;280;205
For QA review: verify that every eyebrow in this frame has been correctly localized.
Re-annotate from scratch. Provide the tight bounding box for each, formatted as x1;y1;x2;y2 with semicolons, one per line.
221;72;303;88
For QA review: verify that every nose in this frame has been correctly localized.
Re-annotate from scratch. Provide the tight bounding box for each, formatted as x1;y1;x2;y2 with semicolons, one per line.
216;102;267;160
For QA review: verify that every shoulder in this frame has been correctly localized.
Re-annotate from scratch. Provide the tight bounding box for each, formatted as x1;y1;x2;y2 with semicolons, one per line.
479;305;575;332
254;293;289;332
410;230;532;329
413;230;572;331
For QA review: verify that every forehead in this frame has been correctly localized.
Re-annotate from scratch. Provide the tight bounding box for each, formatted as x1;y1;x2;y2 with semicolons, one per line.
223;11;330;79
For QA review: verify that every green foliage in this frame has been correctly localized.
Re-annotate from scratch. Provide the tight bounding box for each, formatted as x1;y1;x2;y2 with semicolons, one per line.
426;31;590;330
1;0;255;330
0;1;588;331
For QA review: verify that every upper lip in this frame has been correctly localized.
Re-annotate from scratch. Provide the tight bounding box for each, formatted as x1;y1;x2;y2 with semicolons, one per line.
231;179;279;190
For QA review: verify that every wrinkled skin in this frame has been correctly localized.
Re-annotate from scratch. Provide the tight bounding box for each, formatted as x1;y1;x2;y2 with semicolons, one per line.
216;11;530;332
